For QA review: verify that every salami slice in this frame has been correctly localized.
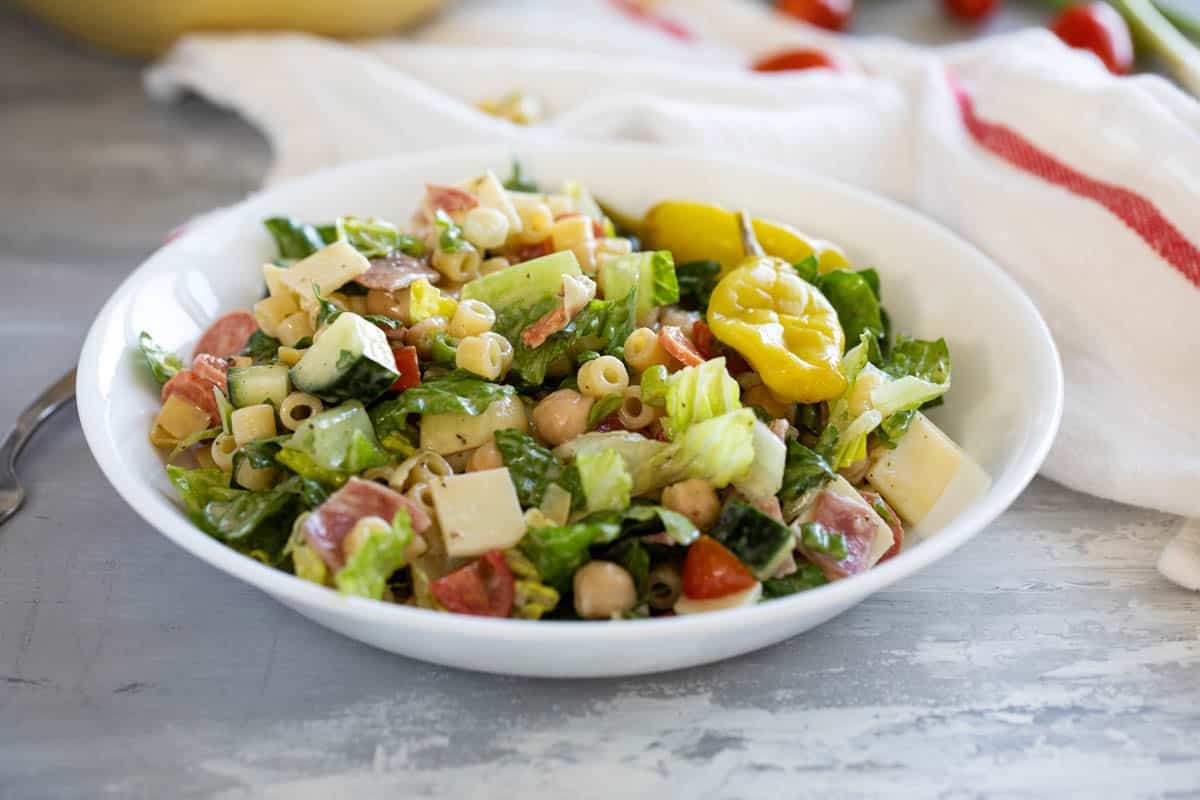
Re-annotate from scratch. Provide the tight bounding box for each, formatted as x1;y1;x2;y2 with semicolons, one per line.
355;254;439;292
190;354;229;395
425;184;479;214
161;369;221;425
799;489;880;580
303;477;432;570
193;311;257;359
658;325;705;367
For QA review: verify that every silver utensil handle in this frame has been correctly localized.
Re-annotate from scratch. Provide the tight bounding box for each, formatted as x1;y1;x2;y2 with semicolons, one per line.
1;368;78;471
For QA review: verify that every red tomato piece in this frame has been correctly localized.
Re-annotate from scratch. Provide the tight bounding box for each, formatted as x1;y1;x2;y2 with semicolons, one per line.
658;325;705;367
389;346;421;392
430;549;515;618
690;320;718;360
776;0;854;31
1051;2;1133;75
751;48;846;73
940;0;1001;23
682;536;757;600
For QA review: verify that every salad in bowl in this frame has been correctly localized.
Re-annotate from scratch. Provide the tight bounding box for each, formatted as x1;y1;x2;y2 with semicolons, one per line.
138;164;989;622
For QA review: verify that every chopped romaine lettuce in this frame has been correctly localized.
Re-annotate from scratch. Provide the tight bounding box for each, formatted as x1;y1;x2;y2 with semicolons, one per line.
241;329;281;363
554;431;669;496
263;217;330;261
639;364;669;407
662;356;741;438
576;449;632;513
334;510;415;600
779;439;835;509
434;210;467;253
599;251;679;319
762;563;828;598
875;336;952;444
815;269;885;350
732;420;786;502
645;408;756;491
493;429;584;511
370;372;516;424
167;466;300;565
519;516;623;590
278;401;389;486
138;332;183;386
509;289;636;386
336;215;423;259
587;393;623;429
166;466;240;520
675;260;721;313
462;251;582;340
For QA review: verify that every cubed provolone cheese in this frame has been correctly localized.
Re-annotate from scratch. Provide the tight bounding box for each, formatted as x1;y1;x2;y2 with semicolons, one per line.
866;412;987;527
430;468;526;557
279;241;370;310
674;582;763;615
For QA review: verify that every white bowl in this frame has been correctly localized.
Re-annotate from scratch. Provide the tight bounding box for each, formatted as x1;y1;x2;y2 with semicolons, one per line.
77;144;1062;677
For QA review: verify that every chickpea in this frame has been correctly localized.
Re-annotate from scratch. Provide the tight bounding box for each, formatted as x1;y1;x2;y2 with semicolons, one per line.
661;479;721;531
532;389;593;447
467;439;504;472
573;561;637;620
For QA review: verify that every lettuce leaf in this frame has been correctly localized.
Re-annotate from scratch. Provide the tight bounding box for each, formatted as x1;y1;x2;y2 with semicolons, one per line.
334;510;414;600
279;401;389;486
494;429;584;511
370;371;515;419
816;269;885;350
240;329;281;363
778;439;835;509
675;260;721;313
732;420;786;501
576;449;632;513
762;563;828;598
263;217;330;261
600;251;678;319
817;333;885;469
166;466;299;565
587;393;623;429
645;408;756;491
638;365;669;407
337;215;423;259
518;504;697;590
509;289;636;386
433;210;467;253
138;332;183;386
663;356;741;439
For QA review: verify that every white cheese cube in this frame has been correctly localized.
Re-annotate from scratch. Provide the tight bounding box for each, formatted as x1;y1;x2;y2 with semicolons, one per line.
866;412;988;527
674;582;762;615
279;241;370;311
430;468;527;558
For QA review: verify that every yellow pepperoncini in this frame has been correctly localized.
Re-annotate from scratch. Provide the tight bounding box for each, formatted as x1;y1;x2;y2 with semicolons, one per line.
706;213;846;404
640;201;852;277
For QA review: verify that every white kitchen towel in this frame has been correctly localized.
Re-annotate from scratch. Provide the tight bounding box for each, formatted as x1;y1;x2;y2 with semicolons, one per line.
145;0;1200;586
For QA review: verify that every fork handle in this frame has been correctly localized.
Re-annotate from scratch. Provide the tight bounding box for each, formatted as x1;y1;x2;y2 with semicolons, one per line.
1;368;78;471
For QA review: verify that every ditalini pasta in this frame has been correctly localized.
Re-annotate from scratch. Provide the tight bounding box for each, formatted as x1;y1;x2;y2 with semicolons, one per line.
137;163;986;618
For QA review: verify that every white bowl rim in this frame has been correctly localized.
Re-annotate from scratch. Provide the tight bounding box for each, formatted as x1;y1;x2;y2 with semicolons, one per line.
77;141;1063;646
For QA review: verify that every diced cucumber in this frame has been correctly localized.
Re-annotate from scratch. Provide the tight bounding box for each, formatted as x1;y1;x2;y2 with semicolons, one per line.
599;251;678;320
461;250;581;339
228;364;290;409
289;312;398;403
709;500;795;581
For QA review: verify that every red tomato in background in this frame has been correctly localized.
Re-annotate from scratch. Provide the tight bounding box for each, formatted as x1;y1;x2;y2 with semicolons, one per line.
940;0;1001;23
1051;2;1134;75
681;536;757;600
430;549;514;617
776;0;854;32
751;48;847;73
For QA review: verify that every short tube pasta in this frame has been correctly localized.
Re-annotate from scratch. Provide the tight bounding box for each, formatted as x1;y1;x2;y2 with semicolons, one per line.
210;433;238;472
276;310;315;348
456;332;513;380
231;403;277;447
448;299;495;338
404;482;437;521
623;327;671;372
432;246;482;283
577;355;629;398
462;206;510;250
617;386;656;430
279;392;324;431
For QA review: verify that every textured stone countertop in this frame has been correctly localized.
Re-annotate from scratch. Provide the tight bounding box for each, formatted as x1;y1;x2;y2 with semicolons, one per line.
1;3;1197;797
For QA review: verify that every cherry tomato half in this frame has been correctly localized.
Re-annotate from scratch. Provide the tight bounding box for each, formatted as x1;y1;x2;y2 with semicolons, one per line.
430;549;515;617
776;0;854;32
751;48;846;73
682;536;757;600
940;0;1001;23
1051;2;1134;75
389;345;421;392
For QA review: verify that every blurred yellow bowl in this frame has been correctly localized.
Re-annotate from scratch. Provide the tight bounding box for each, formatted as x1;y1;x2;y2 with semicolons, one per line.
14;0;449;58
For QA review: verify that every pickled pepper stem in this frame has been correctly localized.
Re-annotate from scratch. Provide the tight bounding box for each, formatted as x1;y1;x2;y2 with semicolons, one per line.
737;210;764;258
